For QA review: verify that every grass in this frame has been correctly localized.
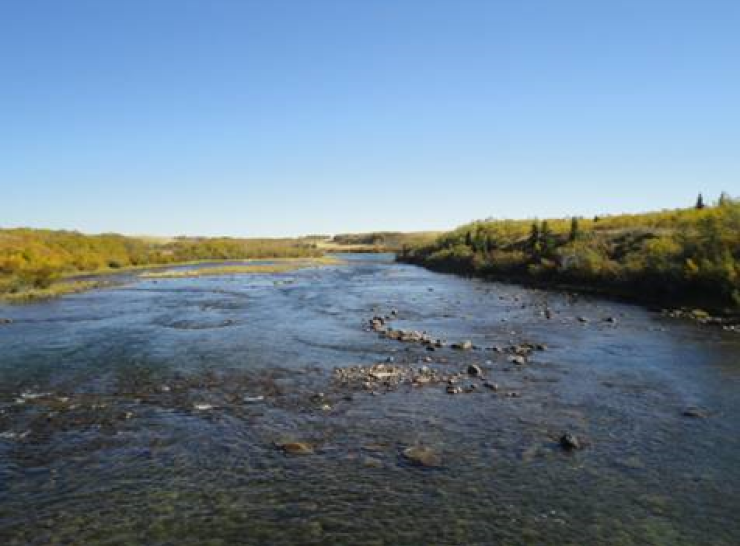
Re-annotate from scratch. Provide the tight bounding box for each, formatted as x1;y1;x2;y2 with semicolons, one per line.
315;241;387;253
0;280;113;303
0;257;343;303
138;257;342;279
324;232;441;252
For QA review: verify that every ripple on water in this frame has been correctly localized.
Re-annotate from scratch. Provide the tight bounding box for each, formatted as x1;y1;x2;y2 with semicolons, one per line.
0;256;739;545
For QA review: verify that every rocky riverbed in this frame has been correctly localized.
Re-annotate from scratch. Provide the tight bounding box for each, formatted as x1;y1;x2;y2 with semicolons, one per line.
0;254;738;545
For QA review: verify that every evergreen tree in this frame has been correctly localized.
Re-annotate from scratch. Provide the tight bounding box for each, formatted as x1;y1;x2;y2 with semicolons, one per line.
485;235;495;253
540;221;555;255
696;193;705;209
528;222;541;252
569;217;580;242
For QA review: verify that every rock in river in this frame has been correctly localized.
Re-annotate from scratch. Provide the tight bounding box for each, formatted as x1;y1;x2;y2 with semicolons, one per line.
403;446;442;468
509;355;527;366
683;407;709;419
467;364;483;377
559;433;582;450
452;340;473;351
277;441;315;455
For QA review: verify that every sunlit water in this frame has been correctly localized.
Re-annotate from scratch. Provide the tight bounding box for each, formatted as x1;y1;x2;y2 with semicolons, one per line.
0;254;738;545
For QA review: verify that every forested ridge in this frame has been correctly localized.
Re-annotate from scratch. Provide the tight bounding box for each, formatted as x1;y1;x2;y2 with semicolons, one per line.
400;195;740;313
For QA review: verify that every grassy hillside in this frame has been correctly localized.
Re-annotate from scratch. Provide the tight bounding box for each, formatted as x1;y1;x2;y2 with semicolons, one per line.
325;231;441;252
400;195;740;313
0;229;321;297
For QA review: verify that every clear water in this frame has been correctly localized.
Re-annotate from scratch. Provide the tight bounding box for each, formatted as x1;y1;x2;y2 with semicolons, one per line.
0;254;738;545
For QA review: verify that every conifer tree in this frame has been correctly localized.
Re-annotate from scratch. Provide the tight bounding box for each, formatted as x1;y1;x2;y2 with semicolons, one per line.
569;217;580;242
696;193;705;209
540;221;554;255
528;222;540;252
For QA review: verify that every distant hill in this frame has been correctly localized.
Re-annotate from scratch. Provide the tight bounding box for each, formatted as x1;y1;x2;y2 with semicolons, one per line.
323;231;441;253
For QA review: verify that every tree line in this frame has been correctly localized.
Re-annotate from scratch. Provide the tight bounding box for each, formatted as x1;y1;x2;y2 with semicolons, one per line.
399;194;740;312
0;230;321;294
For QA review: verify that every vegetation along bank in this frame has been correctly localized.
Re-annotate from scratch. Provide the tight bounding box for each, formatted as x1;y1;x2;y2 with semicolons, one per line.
399;194;740;316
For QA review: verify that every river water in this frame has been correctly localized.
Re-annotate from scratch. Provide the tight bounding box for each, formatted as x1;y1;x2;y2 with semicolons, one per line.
0;254;738;545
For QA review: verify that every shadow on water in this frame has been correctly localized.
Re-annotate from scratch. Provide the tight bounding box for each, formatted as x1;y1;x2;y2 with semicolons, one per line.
0;254;739;545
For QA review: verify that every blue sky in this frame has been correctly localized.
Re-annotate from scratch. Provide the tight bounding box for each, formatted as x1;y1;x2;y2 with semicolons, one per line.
1;0;738;237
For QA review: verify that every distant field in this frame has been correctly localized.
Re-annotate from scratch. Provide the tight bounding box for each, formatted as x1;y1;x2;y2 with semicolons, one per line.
322;231;441;253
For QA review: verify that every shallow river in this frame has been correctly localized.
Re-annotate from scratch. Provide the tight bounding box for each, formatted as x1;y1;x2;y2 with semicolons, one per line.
1;254;738;545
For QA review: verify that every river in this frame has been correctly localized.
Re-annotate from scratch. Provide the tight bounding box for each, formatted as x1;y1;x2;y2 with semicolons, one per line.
0;254;738;545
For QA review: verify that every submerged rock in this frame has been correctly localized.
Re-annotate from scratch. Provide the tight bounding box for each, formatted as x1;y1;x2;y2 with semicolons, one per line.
369;316;386;332
362;456;384;468
0;318;13;324
452;340;473;351
277;441;314;455
559;433;582;450
333;362;454;392
683;407;709;419
509;355;527;366
402;446;442;468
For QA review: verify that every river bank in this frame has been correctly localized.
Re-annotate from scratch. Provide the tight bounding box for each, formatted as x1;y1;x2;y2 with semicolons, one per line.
398;255;740;330
0;256;341;303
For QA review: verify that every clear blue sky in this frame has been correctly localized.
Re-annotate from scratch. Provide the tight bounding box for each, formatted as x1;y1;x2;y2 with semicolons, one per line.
1;0;738;237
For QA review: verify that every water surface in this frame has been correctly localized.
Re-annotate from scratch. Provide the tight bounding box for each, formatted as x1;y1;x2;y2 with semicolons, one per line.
1;254;738;545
